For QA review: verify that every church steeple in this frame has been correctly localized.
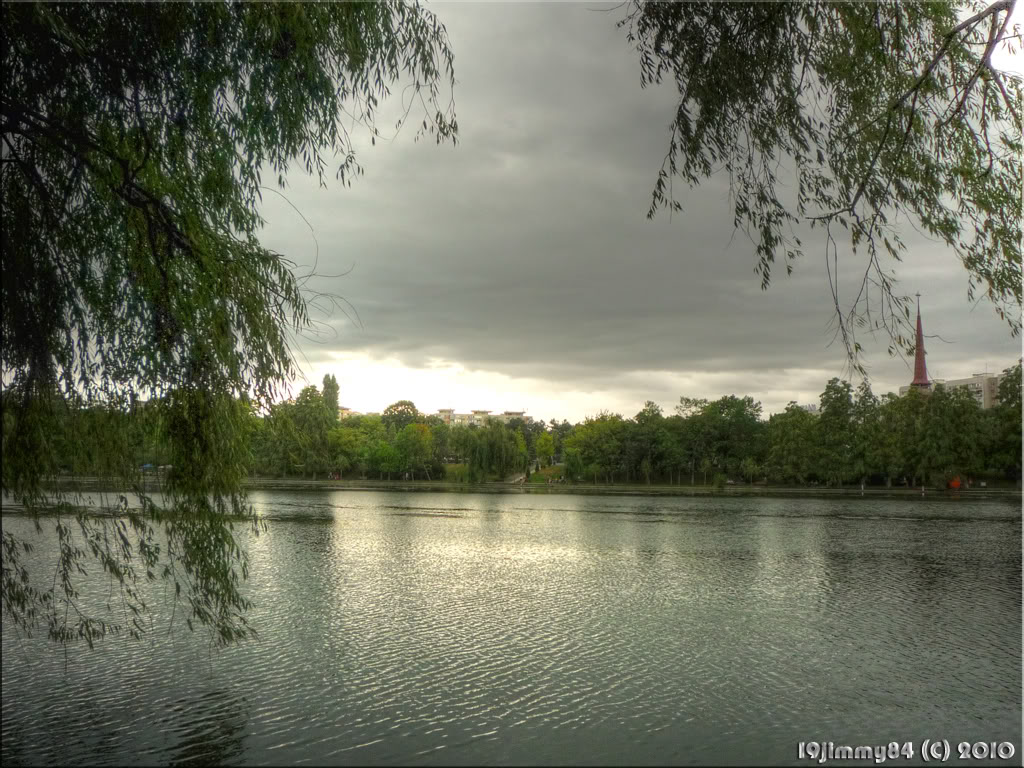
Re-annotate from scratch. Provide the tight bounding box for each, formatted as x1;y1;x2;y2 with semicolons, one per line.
910;293;931;390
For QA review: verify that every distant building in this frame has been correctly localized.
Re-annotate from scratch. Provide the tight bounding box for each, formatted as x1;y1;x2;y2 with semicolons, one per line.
496;410;529;424
338;407;362;419
908;293;932;393
797;403;819;415
435;408;531;426
901;372;1004;409
896;296;1006;408
439;410;479;427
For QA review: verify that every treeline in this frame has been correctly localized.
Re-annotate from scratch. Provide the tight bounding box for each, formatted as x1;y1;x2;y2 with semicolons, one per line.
5;366;1020;489
248;382;568;482
0;375;562;485
564;366;1021;488
247;366;1024;488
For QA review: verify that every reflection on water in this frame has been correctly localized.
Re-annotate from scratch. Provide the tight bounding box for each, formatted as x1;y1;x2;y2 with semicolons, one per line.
2;492;1021;766
165;689;247;767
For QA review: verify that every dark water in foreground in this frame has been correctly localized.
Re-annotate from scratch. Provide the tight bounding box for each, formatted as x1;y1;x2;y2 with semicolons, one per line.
2;492;1021;766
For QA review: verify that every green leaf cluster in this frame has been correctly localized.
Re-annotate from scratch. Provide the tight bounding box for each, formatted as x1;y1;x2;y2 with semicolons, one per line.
622;1;1022;368
2;1;457;646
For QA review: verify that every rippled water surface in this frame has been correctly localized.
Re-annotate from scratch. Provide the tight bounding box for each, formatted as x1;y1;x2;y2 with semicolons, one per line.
2;492;1021;766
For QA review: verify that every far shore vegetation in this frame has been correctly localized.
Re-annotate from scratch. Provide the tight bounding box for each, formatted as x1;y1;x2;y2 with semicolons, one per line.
13;364;1022;498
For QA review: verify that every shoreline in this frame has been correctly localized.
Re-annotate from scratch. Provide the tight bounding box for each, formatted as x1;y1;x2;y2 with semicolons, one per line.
27;475;1023;502
248;478;1021;501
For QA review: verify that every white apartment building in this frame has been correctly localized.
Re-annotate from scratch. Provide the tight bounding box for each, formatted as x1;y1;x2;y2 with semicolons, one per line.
436;409;531;426
899;371;1004;409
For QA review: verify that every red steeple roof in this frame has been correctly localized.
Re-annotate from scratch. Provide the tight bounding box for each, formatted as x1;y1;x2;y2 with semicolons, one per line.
911;294;930;389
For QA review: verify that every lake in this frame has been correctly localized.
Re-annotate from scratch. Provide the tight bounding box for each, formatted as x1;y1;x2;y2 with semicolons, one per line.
2;491;1021;766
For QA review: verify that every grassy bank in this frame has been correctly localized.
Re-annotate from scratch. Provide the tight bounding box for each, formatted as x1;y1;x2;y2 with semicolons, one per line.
33;474;1022;502
239;478;1019;501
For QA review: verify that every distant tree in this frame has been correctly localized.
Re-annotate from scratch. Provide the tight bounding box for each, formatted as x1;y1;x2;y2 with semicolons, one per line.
620;1;1021;368
547;419;574;461
703;396;764;478
699;456;714;486
565;413;626;484
322;375;340;424
292;386;332;479
535;432;555;467
461;428;486;482
675;396;709;419
486;422;521;479
506;417;527;442
371;440;402;482
507;417;547;462
740;457;760;485
352;415;387;478
638;456;654;485
991;363;1023;484
875;394;906;488
634;401;667;484
382;400;419;433
920;385;984;485
429;421;451;467
660;415;689;485
395;423;433;480
564;447;584;483
449;425;473;466
671;400;712;484
881;387;929;488
513;429;529;473
256;402;304;477
765;403;817;485
851;381;882;487
327;426;363;481
457;421;520;481
999;362;1022;407
817;378;855;487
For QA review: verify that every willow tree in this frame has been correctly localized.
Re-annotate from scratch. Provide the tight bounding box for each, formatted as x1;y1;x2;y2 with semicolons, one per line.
1;1;457;645
620;1;1021;369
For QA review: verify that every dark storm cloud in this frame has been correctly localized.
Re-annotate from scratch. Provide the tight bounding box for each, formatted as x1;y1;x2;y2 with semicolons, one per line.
258;1;1020;412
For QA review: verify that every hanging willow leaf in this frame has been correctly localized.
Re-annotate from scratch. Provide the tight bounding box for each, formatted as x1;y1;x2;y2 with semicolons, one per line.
2;0;458;647
620;1;1021;374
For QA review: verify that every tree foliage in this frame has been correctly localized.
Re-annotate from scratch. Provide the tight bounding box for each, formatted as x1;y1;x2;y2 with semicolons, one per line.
765;404;818;485
987;362;1023;480
396;423;434;480
817;378;855;487
382;400;420;433
620;1;1022;368
321;374;340;424
535;431;555;467
1;1;458;646
552;374;1017;489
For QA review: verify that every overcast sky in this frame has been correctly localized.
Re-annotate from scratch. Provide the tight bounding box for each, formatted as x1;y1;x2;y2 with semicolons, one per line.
257;1;1022;424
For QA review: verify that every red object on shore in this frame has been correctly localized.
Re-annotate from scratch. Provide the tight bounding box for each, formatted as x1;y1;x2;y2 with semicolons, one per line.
949;476;961;490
